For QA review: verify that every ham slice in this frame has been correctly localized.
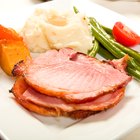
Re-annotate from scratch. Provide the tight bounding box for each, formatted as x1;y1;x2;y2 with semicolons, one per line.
22;86;124;112
12;77;125;119
23;48;131;103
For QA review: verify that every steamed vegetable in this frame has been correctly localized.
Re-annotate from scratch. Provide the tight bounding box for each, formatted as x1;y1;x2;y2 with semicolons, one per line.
0;25;31;76
98;43;114;60
95;20;140;63
0;25;22;41
90;18;140;63
88;40;99;57
102;25;112;35
89;17;140;80
0;40;30;76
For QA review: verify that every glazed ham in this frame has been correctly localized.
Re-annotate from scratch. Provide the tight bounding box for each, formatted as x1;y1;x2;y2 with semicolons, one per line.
23;48;131;103
11;48;131;119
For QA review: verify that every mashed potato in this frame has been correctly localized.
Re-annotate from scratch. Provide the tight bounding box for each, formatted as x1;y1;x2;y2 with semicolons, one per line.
21;8;93;53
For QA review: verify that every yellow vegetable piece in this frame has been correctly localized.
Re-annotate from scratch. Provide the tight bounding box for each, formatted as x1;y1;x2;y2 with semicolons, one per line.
0;40;31;76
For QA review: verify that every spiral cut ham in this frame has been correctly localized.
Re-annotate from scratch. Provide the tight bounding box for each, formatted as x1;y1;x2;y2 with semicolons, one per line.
11;48;131;119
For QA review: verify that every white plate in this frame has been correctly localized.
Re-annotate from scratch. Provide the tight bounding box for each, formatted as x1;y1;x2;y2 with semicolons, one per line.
0;0;140;140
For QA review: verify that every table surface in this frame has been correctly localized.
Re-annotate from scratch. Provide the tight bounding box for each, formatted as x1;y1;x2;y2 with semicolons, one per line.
0;0;140;140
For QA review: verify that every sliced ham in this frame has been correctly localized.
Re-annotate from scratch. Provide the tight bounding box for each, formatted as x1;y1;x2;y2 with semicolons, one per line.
11;48;131;119
23;48;131;103
11;77;125;119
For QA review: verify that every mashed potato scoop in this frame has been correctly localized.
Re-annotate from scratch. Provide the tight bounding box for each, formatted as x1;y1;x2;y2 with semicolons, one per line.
21;8;93;54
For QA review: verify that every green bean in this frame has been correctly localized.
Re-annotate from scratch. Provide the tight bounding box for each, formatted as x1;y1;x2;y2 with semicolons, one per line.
111;40;140;63
89;17;111;39
101;25;112;35
88;40;99;57
127;67;140;81
98;44;114;60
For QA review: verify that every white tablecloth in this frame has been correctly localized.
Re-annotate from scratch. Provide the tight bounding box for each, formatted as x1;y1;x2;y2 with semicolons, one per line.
0;0;140;140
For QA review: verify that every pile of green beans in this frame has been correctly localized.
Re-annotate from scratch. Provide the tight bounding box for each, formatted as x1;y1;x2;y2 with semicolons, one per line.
89;17;140;80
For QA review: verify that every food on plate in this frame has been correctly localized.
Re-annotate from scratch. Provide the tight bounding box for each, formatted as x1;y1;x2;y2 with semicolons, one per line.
20;9;93;53
11;48;131;119
0;25;31;76
6;6;138;119
112;22;140;47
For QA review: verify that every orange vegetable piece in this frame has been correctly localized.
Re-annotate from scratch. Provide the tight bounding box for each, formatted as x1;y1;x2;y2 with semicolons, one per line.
0;40;31;76
0;24;22;41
